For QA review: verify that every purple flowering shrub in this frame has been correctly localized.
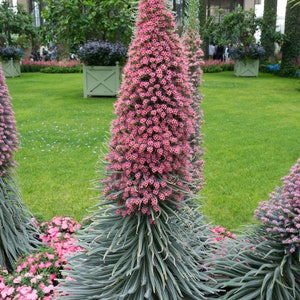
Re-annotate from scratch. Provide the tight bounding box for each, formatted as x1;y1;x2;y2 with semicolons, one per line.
0;216;82;299
229;43;265;60
0;47;21;61
255;158;300;253
78;40;127;66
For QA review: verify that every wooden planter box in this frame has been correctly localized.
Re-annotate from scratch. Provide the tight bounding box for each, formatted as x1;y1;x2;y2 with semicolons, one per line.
83;64;122;97
234;59;259;77
1;59;21;78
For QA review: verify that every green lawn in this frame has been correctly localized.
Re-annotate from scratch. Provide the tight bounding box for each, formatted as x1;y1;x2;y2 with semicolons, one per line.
6;71;300;230
201;72;300;230
7;73;114;222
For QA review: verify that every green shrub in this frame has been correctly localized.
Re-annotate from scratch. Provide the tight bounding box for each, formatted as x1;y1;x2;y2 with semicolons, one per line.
202;65;223;73
21;64;44;72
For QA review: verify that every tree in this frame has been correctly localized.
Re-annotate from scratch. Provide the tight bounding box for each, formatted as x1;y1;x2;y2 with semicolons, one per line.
198;0;207;31
0;66;40;272
41;0;137;52
0;0;36;47
278;0;300;77
260;0;277;63
202;7;262;48
58;0;216;298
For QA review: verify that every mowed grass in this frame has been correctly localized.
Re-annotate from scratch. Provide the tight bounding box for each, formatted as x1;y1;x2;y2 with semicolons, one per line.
6;71;300;230
201;71;300;230
7;73;115;222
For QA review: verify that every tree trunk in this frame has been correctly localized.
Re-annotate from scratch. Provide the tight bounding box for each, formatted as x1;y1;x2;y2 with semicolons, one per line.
260;0;277;63
199;0;209;58
279;1;300;77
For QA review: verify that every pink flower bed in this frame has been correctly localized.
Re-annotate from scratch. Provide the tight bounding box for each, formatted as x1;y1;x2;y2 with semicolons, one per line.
202;60;235;68
21;59;82;68
0;216;82;299
0;215;234;299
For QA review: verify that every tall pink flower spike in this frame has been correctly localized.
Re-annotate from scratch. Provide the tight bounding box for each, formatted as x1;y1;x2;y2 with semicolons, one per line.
103;0;196;218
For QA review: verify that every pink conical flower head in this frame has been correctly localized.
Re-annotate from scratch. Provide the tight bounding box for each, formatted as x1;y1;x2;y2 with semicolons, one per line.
103;0;196;218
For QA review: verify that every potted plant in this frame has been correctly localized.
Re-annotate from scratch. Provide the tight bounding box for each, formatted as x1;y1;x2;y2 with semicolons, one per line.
0;46;21;77
78;40;127;97
203;7;265;77
229;43;265;77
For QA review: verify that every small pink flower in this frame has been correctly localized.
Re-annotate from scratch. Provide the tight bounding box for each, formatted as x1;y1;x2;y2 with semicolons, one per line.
1;286;14;298
13;275;22;284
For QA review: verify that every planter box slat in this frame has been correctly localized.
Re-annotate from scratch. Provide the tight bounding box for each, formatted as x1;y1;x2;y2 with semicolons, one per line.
234;59;259;77
1;60;21;78
83;64;121;97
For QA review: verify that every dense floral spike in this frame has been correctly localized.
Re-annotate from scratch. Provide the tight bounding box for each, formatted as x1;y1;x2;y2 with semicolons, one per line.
58;0;218;298
207;158;300;299
255;157;300;253
0;65;40;272
0;67;19;176
181;0;205;192
207;225;300;299
103;0;195;217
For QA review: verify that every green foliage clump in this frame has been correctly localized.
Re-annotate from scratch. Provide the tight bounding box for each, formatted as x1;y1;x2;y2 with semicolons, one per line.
0;0;35;47
20;64;43;72
41;0;138;51
202;7;262;47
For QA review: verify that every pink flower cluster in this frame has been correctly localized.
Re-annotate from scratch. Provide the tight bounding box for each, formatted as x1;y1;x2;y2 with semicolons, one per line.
0;216;82;299
0;66;19;175
211;226;236;242
203;60;234;67
0;251;59;299
103;0;195;217
38;216;82;263
208;226;236;261
255;158;300;253
182;28;205;192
